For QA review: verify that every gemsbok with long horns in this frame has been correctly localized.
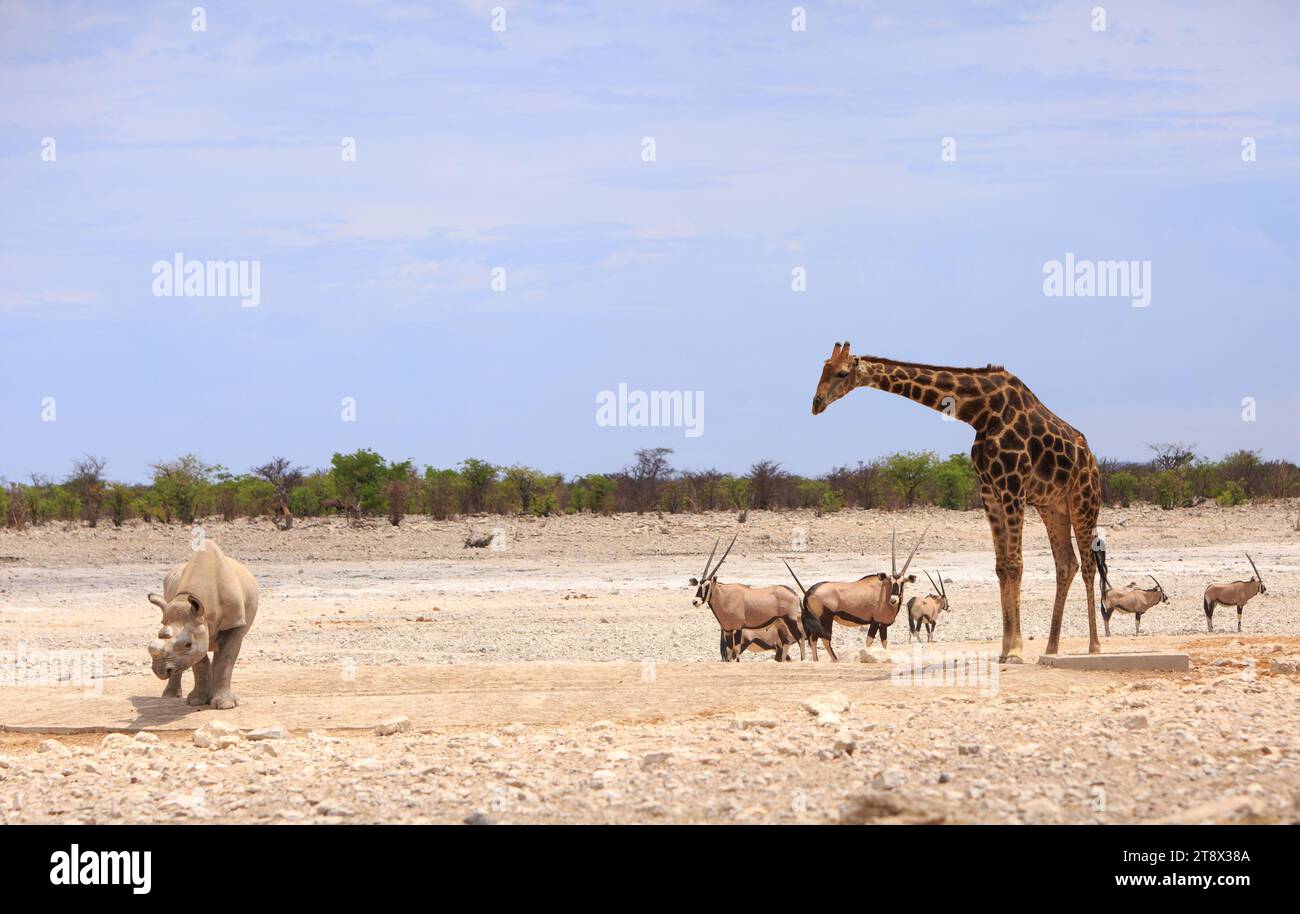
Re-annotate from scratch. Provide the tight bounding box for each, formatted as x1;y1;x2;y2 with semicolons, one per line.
690;534;823;661
1203;554;1267;633
1100;575;1168;636
784;527;928;661
907;570;950;643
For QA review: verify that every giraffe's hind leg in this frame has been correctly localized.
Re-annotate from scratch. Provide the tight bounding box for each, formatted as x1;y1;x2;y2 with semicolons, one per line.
1069;489;1102;654
1039;503;1079;656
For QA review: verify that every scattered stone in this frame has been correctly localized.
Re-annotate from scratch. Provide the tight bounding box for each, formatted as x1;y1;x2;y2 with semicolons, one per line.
134;732;159;743
800;692;850;717
642;751;674;769
99;733;132;750
316;801;353;817
1123;714;1150;730
872;768;904;790
959;743;981;756
246;726;289;741
1023;797;1061;823
1269;658;1299;674
193;720;242;749
37;740;72;757
375;716;411;736
734;710;781;730
464;811;493;825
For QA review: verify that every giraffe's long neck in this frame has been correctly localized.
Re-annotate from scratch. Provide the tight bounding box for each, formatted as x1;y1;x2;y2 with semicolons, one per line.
852;359;1012;432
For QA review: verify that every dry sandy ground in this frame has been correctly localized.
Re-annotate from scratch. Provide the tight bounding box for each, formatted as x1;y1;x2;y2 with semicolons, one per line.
1;503;1298;824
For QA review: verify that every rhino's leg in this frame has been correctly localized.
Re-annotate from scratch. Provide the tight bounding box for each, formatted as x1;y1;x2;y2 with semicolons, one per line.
162;671;183;698
186;655;212;706
210;625;249;710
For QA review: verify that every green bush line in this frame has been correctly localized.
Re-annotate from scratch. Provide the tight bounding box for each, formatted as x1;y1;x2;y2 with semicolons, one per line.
2;446;1293;529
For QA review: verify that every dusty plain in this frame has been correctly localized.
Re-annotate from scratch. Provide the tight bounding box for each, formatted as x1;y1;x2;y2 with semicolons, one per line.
1;503;1297;824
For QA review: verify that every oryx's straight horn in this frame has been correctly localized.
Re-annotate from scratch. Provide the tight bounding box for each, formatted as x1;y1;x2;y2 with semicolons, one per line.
783;559;807;597
899;526;929;579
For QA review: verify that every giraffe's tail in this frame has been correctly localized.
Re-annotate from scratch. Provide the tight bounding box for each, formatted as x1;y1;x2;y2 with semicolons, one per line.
1092;545;1111;614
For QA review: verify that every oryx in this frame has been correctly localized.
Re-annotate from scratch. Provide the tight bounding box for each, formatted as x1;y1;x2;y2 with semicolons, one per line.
690;534;821;661
906;570;949;643
1100;575;1168;636
1203;554;1267;633
721;618;800;662
784;527;928;661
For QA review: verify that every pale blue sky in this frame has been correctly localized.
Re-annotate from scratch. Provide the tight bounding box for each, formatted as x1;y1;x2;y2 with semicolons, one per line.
2;1;1297;482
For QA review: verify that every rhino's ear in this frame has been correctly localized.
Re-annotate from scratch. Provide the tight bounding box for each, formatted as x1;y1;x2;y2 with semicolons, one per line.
148;593;166;610
187;594;205;618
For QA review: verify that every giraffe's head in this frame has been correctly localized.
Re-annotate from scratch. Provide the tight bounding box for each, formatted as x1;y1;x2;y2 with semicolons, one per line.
811;340;862;415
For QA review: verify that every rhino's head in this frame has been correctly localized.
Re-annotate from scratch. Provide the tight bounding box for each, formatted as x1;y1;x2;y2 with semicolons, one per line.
146;592;210;679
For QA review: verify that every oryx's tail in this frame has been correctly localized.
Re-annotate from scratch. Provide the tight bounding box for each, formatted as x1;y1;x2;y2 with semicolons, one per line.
801;603;828;641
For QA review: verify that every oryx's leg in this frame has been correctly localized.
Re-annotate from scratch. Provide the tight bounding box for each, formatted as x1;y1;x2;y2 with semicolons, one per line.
879;623;890;658
907;612;917;642
210;625;249;710
161;671;183;698
186;655;212;706
865;621;879;651
1102;607;1112;638
1135;613;1142;636
1236;606;1243;633
927;621;935;643
1205;601;1215;633
720;630;730;661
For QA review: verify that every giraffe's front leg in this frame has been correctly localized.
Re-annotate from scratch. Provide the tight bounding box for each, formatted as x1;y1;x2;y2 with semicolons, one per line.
984;490;1025;663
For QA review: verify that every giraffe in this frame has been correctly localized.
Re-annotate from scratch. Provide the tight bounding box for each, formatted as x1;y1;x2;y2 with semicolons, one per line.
810;341;1104;662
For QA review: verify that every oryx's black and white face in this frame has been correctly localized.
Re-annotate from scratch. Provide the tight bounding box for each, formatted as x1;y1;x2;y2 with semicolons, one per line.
883;527;928;606
690;532;737;609
888;573;917;606
689;576;715;607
